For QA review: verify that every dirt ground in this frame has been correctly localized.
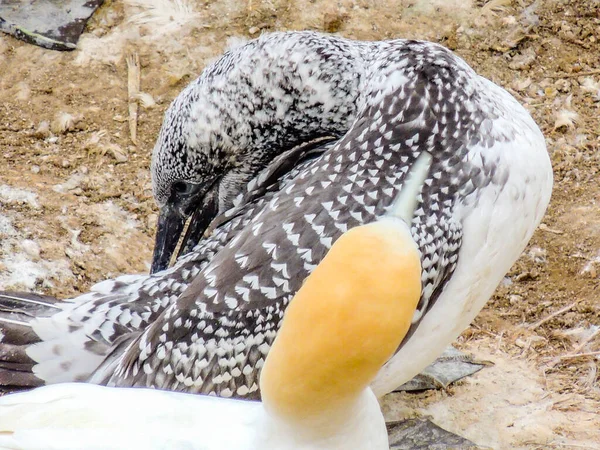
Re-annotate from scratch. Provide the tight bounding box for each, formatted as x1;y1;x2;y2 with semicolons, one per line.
0;0;598;448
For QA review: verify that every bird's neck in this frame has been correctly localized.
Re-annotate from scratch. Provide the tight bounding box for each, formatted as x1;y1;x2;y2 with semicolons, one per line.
259;220;422;428
263;388;387;448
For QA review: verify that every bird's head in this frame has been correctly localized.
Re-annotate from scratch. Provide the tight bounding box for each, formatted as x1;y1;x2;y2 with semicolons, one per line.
149;32;365;274
149;77;269;274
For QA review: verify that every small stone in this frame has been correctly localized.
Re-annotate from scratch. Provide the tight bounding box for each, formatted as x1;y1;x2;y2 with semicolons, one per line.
54;173;85;193
248;26;259;35
15;82;30;101
31;165;40;174
554;79;571;93
527;246;547;264
509;294;523;305
515;271;538;282
21;240;41;259
508;47;537;70
147;213;158;230
512;78;532;92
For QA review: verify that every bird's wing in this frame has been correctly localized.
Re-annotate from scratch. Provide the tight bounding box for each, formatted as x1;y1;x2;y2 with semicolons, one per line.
1;140;336;387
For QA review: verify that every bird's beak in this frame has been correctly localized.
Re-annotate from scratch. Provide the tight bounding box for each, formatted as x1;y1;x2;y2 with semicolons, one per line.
150;187;218;274
151;203;186;274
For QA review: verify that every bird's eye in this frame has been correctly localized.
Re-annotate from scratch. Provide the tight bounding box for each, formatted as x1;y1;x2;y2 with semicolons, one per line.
173;181;190;194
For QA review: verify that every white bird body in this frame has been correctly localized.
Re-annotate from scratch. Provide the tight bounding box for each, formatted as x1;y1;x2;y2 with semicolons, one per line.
373;77;553;394
0;384;386;450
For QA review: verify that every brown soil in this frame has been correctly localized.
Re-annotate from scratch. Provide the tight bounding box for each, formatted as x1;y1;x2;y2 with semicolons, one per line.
0;1;598;448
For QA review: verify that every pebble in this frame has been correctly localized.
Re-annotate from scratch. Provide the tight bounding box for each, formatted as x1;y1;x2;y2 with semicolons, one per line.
515;271;539;282
508;47;537;70
509;294;523;305
21;240;41;259
147;213;158;230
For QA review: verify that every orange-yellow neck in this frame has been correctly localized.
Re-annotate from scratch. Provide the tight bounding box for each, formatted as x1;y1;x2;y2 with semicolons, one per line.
260;219;421;422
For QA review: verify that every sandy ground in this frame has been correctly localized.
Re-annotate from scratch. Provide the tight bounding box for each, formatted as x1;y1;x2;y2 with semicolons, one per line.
0;0;598;448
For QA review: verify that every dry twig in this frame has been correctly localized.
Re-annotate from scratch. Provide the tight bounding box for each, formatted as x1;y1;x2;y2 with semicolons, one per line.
127;53;141;145
553;350;600;361
547;328;600;367
528;300;583;330
544;69;600;79
570;328;600;355
538;223;564;234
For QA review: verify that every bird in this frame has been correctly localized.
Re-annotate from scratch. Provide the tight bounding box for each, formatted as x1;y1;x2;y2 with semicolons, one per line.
0;31;553;399
0;158;428;450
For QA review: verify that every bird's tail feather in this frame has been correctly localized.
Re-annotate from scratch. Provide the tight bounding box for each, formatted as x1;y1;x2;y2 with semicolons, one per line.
0;292;60;390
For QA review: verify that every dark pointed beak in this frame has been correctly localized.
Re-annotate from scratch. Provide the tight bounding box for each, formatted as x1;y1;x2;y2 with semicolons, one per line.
151;203;184;274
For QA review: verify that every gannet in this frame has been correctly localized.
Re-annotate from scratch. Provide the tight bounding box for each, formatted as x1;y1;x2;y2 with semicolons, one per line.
0;32;553;398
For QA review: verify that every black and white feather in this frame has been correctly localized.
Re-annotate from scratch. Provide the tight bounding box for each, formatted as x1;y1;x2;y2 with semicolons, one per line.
0;32;552;397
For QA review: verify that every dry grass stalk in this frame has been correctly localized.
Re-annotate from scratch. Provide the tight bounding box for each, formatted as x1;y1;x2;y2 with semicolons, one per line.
528;299;583;330
538;223;564;234
554;350;600;361
127;52;141;145
545;69;600;79
570;328;600;355
547;328;600;368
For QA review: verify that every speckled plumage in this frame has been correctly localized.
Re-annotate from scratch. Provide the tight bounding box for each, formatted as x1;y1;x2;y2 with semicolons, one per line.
0;32;552;397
